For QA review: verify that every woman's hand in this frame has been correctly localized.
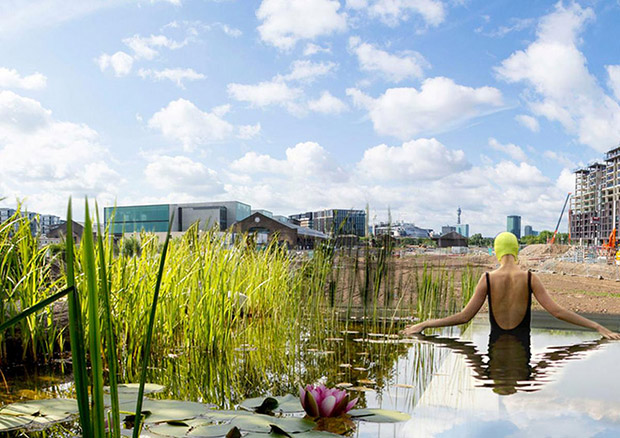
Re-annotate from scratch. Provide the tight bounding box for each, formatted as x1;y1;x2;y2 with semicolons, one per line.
401;322;426;336
597;326;620;340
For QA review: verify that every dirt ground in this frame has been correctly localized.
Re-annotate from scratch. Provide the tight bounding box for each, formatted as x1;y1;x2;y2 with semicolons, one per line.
399;244;620;315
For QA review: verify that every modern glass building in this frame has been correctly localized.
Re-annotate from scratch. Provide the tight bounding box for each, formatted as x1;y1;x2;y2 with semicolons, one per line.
289;209;366;237
104;201;251;234
455;224;470;238
507;215;522;239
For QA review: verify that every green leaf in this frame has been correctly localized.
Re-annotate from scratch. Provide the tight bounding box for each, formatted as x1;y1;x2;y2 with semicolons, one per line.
255;397;278;414
203;410;251;422
347;408;411;423
269;424;292;437
134;399;210;424
0;414;33;432
107;383;165;395
188;423;239;437
0;399;79;416
225;426;241;438
146;422;190;437
239;394;302;413
271;417;316;433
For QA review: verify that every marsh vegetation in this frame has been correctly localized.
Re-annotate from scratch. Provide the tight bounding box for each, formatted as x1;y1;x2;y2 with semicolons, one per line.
0;202;479;436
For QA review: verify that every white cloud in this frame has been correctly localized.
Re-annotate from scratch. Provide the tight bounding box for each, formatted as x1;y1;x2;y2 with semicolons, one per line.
0;67;47;90
215;23;242;38
123;34;190;60
148;98;234;151
256;0;347;50
348;36;429;82
491;160;548;186
515;114;540;132
485;17;535;38
543;150;575;169
137;68;205;88
237;123;261;140
0;90;119;216
347;0;446;27
358;138;470;181
488;137;528;162
556;167;575;193
96;51;134;77
282;60;337;82
230;141;345;181
606;65;620;102
347;77;503;140
144;155;222;194
227;78;303;112
495;2;620;152
308;91;348;114
303;43;331;56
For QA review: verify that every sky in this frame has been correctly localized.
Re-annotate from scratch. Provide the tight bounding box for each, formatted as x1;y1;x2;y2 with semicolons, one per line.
1;0;620;236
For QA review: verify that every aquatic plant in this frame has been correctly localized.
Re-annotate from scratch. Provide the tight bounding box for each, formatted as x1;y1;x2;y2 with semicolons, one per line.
299;384;358;418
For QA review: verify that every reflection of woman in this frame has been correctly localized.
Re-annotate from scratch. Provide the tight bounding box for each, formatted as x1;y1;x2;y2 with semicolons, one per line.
402;232;620;340
419;333;607;394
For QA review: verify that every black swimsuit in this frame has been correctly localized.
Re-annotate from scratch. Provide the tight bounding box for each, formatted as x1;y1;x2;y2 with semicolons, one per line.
486;270;532;336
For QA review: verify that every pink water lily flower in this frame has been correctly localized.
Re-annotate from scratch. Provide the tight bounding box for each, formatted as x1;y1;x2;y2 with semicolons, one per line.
299;384;358;418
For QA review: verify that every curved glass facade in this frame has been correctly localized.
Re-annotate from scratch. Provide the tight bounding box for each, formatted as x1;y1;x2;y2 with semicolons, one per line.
104;205;170;233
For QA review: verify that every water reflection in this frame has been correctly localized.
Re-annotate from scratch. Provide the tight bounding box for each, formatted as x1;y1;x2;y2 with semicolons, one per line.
416;333;607;395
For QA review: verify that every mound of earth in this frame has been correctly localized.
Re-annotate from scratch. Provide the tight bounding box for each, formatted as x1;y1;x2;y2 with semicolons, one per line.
519;244;570;259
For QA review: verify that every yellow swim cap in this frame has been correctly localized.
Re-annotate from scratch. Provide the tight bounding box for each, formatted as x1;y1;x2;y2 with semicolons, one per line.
494;232;519;262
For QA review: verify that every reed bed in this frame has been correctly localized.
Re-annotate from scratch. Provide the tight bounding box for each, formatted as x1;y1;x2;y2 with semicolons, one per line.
1;204;479;409
0;207;64;363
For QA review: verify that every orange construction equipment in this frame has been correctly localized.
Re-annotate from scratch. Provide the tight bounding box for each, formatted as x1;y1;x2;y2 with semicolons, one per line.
602;228;616;253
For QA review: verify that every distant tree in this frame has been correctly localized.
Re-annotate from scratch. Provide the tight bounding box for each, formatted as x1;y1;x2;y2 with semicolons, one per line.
469;233;484;246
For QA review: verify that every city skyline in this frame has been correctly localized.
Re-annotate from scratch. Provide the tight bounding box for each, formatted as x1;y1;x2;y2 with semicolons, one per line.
2;1;620;236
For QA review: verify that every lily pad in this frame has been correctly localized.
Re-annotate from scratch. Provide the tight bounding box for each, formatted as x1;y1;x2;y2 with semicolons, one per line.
146;421;190;437
239;394;303;413
188;423;239;437
124;399;210;424
272;417;316;433
0;414;33;432
106;383;165;394
0;398;78;417
230;414;315;434
203;409;251;422
348;408;411;423
243;431;339;438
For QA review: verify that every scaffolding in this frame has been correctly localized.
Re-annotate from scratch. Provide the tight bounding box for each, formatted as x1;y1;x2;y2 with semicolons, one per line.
570;145;620;247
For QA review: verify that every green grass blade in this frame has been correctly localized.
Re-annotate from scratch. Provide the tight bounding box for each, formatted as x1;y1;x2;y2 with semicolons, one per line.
132;213;174;438
0;286;72;333
65;199;92;437
82;198;105;438
95;203;121;438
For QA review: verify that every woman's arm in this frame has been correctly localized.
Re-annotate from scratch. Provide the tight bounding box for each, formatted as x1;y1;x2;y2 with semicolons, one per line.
531;273;620;340
401;273;488;335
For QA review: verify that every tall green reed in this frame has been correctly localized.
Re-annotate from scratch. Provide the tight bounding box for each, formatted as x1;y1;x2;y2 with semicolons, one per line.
0;206;63;362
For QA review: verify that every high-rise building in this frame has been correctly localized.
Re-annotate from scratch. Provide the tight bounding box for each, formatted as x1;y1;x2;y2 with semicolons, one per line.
570;146;620;245
104;201;251;234
289;209;366;237
441;225;456;235
455;224;470;238
507;215;521;239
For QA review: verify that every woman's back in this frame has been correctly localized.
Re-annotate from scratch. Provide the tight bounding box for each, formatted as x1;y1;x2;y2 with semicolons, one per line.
487;268;531;331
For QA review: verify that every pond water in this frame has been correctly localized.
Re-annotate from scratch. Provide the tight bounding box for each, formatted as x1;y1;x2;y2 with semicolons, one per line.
356;314;620;438
1;312;618;438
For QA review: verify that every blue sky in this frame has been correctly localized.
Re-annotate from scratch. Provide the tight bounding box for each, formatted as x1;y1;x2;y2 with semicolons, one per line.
1;0;620;236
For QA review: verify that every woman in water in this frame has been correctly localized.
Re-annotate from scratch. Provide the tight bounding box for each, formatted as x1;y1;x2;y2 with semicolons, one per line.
401;232;620;340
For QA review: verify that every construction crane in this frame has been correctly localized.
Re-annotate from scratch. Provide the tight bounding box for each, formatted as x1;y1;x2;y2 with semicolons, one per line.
550;192;571;245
